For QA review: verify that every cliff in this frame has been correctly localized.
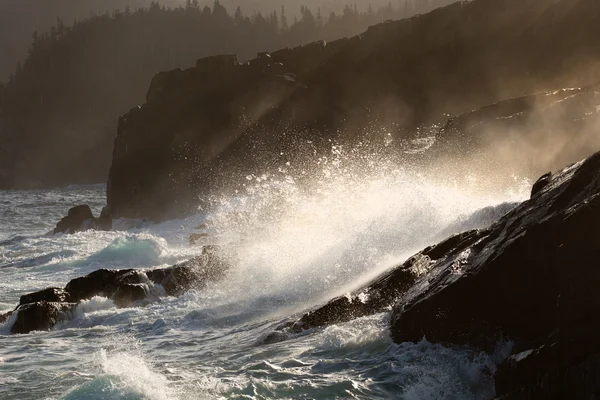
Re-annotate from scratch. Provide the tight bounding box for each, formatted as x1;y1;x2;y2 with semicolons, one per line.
107;0;600;220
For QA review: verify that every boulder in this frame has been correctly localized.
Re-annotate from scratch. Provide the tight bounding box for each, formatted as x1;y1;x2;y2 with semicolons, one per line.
530;172;552;198
10;302;76;334
65;269;145;302
111;284;147;307
54;205;94;234
53;204;112;234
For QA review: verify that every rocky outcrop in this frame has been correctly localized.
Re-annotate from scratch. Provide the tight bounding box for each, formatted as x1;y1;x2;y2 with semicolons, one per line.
379;151;600;397
272;150;600;397
53;204;112;234
4;245;229;334
272;230;481;339
106;0;600;220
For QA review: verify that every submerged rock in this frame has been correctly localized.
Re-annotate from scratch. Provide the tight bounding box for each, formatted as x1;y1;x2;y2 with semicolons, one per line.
5;245;229;334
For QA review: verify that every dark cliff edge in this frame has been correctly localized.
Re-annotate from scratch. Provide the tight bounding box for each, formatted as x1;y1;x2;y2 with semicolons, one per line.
106;0;600;220
270;150;600;398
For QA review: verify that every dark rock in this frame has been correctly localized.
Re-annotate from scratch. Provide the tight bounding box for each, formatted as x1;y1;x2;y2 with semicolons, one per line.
19;288;71;305
391;151;600;349
147;245;229;296
65;269;145;302
96;206;113;231
111;284;147;307
5;246;231;334
53;204;112;234
54;205;94;234
10;302;76;334
530;172;552;198
494;332;600;400
0;311;13;324
281;230;482;334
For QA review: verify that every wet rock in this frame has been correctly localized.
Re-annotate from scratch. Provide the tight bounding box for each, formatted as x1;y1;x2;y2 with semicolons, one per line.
367;151;600;395
54;205;94;234
390;153;600;348
0;311;13;324
530;172;552;198
4;247;229;334
279;231;482;336
65;269;145;302
147;245;229;296
10;302;76;334
53;204;112;234
494;333;600;400
19;288;71;305
96;206;113;231
111;284;147;307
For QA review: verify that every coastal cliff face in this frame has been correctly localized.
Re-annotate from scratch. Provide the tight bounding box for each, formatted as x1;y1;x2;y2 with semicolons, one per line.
107;0;600;220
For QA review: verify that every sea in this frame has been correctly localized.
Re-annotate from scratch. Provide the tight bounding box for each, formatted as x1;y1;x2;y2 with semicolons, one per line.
0;152;529;399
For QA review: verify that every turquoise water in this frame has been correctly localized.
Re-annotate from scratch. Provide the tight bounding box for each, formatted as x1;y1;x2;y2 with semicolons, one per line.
0;162;526;399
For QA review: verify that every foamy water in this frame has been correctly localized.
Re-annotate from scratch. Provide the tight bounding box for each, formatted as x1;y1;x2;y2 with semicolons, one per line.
0;153;528;399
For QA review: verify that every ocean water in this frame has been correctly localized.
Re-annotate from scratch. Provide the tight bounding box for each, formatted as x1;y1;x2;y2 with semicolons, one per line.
0;156;528;400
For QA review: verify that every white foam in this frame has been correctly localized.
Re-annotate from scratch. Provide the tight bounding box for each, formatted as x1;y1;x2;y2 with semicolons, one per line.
73;296;116;317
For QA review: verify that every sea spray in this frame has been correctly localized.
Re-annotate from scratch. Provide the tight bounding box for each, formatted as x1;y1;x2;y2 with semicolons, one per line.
0;156;527;399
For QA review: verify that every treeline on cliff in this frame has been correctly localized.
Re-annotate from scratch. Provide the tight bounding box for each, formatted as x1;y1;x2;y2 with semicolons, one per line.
0;0;454;189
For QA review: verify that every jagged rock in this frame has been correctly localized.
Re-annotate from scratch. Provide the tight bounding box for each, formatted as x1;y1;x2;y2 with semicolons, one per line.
391;152;600;349
19;288;71;305
54;205;94;234
10;302;76;334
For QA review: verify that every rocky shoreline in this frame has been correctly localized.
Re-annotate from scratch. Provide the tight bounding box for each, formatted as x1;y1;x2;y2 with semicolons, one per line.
12;149;600;397
1;245;228;334
265;150;600;398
